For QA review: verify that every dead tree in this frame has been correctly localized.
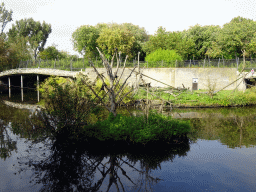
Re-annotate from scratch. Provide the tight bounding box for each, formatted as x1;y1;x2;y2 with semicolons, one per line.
82;47;136;117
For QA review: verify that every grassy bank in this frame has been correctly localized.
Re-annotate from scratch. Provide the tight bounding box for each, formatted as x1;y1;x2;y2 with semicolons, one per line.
134;87;256;107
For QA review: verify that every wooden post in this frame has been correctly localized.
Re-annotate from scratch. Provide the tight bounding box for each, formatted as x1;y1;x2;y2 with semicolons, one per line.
21;75;23;102
222;55;224;67
8;77;11;98
203;59;205;68
37;75;39;102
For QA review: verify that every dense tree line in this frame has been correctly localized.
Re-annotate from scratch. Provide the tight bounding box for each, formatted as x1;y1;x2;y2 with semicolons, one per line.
72;16;256;62
1;0;256;71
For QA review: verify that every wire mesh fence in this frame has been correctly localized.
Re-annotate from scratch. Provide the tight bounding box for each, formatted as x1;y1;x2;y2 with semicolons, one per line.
3;57;256;71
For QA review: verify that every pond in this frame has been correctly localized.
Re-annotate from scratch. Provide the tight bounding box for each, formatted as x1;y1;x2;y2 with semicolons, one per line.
0;92;256;192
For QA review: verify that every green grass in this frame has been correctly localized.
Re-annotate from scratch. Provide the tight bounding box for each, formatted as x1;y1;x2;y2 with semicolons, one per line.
134;87;256;107
82;112;191;145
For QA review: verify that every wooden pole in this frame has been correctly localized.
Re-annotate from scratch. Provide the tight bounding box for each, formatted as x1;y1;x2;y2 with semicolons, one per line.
8;77;11;98
37;75;39;102
21;75;23;102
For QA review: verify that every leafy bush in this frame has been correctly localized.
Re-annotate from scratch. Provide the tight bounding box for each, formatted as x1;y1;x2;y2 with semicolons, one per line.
145;49;183;67
39;76;94;129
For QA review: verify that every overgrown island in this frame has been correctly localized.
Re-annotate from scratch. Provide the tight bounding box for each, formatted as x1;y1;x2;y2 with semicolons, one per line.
38;49;192;147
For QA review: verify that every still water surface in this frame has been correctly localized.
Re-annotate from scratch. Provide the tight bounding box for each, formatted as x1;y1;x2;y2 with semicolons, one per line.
0;93;256;191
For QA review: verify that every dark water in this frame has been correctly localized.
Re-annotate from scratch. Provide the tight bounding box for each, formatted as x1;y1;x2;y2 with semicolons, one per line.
0;92;256;192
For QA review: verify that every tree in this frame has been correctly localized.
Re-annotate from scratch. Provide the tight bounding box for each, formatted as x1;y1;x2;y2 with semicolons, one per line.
143;26;170;54
0;2;13;37
7;35;31;62
72;25;100;59
182;24;221;59
38;46;60;60
0;36;19;71
96;25;135;59
72;23;148;60
120;23;149;60
7;18;52;60
208;16;256;59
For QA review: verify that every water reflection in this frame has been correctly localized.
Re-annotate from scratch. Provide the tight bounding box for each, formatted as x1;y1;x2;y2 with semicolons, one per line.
4;104;189;191
14;125;190;191
185;107;256;148
1;99;256;191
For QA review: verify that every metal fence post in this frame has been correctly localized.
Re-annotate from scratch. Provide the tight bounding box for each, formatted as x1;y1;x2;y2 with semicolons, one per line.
175;60;177;68
203;59;205;68
218;58;220;68
236;57;239;70
70;58;72;71
189;59;191;67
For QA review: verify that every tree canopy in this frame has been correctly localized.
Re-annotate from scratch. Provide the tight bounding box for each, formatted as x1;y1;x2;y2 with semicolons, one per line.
72;22;149;60
206;16;256;59
72;25;100;59
7;18;52;60
0;2;13;37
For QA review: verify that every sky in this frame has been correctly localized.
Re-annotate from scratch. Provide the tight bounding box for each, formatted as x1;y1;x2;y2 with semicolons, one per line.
1;0;256;58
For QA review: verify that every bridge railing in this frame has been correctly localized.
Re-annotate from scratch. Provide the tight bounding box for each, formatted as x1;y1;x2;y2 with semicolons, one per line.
5;58;256;71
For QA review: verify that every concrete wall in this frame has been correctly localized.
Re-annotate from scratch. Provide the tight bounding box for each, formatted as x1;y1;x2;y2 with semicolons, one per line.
81;67;245;91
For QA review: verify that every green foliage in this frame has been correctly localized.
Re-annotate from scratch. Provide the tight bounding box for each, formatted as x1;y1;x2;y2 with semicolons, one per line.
39;76;93;129
85;112;191;144
72;25;100;58
208;16;256;59
0;2;13;35
96;25;135;59
145;49;182;67
7;17;52;60
183;24;221;59
72;22;148;60
143;27;195;60
134;88;256;107
0;36;20;71
38;46;62;60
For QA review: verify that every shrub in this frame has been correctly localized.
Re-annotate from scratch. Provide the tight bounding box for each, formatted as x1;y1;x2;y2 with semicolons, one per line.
145;49;182;63
39;76;94;129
